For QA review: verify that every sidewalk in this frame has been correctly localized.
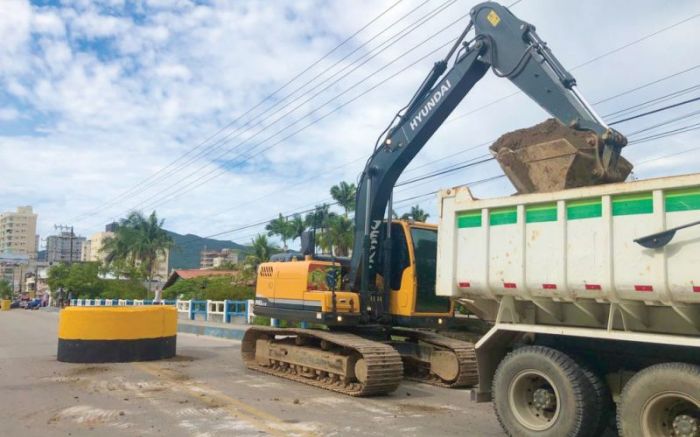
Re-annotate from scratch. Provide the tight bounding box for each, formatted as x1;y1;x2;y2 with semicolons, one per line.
178;317;249;341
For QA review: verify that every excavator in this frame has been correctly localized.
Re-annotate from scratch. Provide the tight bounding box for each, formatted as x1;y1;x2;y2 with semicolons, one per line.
241;1;632;396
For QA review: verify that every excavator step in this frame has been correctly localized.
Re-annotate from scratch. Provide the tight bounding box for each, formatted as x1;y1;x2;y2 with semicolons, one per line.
491;118;633;194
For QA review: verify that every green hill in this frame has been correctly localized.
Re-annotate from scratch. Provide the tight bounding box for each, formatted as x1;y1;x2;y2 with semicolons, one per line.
166;230;250;270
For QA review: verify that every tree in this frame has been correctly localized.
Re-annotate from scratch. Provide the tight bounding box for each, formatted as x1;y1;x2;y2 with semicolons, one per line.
47;262;104;299
162;275;254;301
330;181;356;217
401;205;430;222
265;213;295;250
0;279;12;300
47;262;148;300
305;204;336;254
248;234;277;266
325;215;354;256
47;263;70;293
101;211;174;291
289;214;306;246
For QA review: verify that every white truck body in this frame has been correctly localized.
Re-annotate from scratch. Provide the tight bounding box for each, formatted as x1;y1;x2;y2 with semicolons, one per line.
437;172;700;336
436;173;700;408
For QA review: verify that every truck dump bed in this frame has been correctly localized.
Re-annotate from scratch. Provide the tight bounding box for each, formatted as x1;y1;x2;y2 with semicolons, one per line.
436;173;700;335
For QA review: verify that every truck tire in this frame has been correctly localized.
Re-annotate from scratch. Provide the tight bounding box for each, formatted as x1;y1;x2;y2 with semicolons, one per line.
492;346;596;437
617;362;700;437
578;363;613;436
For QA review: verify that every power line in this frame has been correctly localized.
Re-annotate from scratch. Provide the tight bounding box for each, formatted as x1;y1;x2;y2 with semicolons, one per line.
156;79;700;248
78;0;467;227
446;14;700;125
182;113;700;245
595;64;700;106
604;84;700;119
130;33;465;214
634;145;700;166
113;0;448;209
629;122;700;145
627;109;700;136
132;10;700;217
77;7;700;232
70;0;408;222
609;96;700;126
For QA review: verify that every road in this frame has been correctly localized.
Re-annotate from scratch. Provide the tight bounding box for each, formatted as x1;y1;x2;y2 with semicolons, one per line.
0;310;504;436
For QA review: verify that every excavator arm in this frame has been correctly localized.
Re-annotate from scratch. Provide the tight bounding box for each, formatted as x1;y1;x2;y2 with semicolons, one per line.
350;1;629;317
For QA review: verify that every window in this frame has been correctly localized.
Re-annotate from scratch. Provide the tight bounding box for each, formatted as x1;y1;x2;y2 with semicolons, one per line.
411;227;450;313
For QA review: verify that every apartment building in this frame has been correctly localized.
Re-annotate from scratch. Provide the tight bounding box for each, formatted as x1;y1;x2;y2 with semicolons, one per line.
46;231;85;263
0;206;38;259
200;247;239;269
81;231;114;263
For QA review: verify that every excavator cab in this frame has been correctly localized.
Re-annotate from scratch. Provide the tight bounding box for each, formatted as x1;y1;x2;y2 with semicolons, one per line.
252;220;452;327
375;221;452;320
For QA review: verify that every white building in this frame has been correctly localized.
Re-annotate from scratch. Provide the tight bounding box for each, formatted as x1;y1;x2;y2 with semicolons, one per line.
0;206;38;259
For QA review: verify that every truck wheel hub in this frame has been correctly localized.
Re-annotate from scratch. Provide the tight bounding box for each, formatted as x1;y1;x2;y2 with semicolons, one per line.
672;414;698;437
532;388;556;410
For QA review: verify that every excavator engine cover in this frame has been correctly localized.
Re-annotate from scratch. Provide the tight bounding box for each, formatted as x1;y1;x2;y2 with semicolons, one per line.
490;119;633;194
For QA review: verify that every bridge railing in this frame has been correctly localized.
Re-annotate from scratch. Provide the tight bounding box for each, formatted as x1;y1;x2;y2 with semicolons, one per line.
69;298;253;325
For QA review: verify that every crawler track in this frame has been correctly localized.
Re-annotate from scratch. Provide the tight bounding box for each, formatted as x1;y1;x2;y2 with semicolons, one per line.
241;326;403;396
392;328;478;388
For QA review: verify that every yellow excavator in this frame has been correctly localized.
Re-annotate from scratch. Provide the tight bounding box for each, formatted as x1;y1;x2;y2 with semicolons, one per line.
241;1;631;396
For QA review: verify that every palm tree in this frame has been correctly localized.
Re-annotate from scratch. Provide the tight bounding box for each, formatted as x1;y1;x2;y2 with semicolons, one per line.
330;181;356;217
289;214;305;246
305;204;334;253
265;213;295;250
250;234;277;265
325;215;354;256
401;205;430;222
101;211;174;291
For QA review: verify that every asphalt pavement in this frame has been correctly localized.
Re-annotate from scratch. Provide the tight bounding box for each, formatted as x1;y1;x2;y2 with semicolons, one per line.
0;309;504;436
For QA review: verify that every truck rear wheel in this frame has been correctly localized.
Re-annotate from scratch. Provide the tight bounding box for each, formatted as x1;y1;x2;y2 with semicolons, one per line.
617;362;700;437
578;363;613;436
492;346;596;437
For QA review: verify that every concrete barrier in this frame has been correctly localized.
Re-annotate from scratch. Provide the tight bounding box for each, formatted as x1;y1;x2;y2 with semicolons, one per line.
57;306;177;363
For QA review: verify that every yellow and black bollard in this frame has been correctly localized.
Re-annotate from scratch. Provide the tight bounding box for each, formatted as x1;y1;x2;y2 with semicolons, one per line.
57;306;177;363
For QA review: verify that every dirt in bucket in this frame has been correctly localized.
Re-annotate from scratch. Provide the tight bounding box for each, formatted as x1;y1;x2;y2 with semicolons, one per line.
490;119;632;194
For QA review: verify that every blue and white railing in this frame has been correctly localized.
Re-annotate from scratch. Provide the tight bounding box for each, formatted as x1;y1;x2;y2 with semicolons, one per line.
69;298;255;324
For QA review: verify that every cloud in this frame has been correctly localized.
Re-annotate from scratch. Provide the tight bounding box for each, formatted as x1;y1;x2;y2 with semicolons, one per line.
0;107;20;121
0;0;699;248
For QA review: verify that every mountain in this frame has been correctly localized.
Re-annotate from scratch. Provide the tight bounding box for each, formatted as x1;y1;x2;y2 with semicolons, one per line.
166;230;250;270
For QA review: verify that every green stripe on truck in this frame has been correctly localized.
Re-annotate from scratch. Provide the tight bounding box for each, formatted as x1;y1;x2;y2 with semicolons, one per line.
567;198;601;220
665;187;700;212
612;192;653;216
457;212;481;228
490;207;517;226
526;203;557;223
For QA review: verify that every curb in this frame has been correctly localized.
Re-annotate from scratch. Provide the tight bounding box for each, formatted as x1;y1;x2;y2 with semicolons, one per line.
177;321;248;341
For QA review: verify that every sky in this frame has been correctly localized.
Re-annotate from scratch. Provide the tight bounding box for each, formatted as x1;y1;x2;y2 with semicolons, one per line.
1;0;699;249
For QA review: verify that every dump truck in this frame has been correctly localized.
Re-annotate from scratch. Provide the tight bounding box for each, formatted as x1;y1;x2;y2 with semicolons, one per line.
438;173;700;436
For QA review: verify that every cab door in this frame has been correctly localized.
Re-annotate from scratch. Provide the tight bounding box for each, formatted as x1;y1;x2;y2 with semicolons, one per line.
409;225;451;314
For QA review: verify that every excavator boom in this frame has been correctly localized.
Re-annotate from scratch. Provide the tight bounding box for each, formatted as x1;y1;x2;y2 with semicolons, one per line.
350;1;631;307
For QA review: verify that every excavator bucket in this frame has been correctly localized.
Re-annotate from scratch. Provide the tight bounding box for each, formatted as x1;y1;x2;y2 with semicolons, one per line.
490;119;633;194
